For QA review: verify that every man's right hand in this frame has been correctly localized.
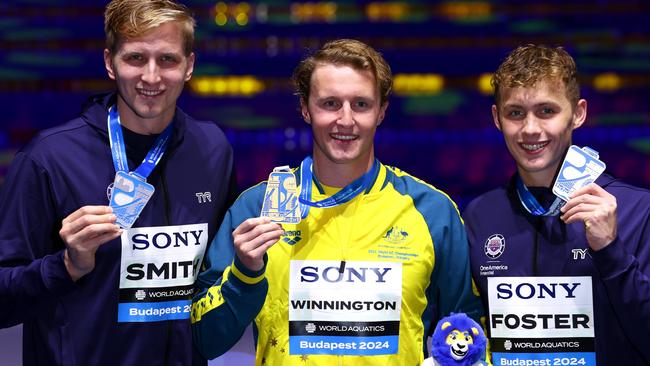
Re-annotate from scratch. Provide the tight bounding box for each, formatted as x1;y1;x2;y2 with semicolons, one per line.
59;206;122;281
233;217;284;272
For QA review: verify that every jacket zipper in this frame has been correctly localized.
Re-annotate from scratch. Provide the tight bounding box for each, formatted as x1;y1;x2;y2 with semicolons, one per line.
160;162;172;365
533;217;542;276
161;163;171;226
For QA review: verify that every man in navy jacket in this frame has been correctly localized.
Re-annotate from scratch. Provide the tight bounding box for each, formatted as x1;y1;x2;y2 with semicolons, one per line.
0;1;259;365
464;45;650;365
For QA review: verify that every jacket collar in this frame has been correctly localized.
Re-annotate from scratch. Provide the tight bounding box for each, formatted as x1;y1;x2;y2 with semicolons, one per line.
80;92;186;149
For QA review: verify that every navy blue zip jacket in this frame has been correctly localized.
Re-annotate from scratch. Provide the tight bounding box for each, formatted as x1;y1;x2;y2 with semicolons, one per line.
0;93;243;365
464;173;650;365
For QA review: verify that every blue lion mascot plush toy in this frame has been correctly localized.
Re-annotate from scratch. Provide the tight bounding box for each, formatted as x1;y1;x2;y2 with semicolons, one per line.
421;313;487;366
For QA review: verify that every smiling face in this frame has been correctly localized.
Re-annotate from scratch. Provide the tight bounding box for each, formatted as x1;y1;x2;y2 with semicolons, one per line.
493;79;586;187
301;63;387;185
104;21;194;134
446;329;474;360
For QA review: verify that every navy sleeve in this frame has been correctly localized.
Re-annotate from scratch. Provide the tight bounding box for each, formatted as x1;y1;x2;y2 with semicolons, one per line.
433;200;485;324
0;152;76;328
191;186;268;359
427;194;486;363
590;207;650;361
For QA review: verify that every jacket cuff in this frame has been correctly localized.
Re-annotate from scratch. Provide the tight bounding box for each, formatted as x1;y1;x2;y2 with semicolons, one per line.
590;237;633;279
41;251;77;294
230;254;266;286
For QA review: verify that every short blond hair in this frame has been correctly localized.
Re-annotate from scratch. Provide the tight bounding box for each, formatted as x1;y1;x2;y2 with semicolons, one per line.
292;39;392;106
492;44;580;106
104;0;195;55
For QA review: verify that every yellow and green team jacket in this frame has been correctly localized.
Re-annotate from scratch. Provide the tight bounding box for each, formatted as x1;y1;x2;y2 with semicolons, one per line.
192;162;484;365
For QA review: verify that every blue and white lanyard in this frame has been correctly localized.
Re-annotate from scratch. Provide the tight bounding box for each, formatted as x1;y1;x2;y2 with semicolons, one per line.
107;105;173;180
515;174;565;216
298;156;378;219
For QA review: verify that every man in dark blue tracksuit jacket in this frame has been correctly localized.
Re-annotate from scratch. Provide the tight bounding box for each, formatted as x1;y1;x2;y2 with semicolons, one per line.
0;1;266;365
464;45;650;365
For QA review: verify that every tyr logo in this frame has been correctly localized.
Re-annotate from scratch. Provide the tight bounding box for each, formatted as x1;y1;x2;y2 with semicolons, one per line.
196;192;211;203
571;248;589;260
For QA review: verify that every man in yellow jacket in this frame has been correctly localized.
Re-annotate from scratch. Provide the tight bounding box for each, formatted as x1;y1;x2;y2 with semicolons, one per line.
191;38;484;366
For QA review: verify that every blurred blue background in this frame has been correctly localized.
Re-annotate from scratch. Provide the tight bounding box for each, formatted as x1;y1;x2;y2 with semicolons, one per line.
1;0;649;364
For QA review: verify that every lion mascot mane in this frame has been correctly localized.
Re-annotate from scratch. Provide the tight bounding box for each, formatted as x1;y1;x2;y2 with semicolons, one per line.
421;313;487;366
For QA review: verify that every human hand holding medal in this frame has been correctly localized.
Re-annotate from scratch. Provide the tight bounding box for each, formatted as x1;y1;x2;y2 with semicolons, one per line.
556;146;617;251
60;205;122;281
560;184;618;251
229;165;300;272
233;217;284;271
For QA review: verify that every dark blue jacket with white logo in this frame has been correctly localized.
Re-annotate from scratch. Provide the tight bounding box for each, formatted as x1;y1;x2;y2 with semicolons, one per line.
0;93;260;365
464;173;650;365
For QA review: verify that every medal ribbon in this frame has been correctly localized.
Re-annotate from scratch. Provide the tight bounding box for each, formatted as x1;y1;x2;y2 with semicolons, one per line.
515;174;565;216
107;105;173;180
298;156;378;219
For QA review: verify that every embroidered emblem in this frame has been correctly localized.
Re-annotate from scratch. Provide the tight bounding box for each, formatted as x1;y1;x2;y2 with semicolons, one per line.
196;192;212;203
571;248;589;260
383;226;409;244
484;234;505;259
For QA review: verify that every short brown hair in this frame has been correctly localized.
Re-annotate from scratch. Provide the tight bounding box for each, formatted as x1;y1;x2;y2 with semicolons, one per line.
104;0;195;56
492;44;580;106
292;39;392;106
